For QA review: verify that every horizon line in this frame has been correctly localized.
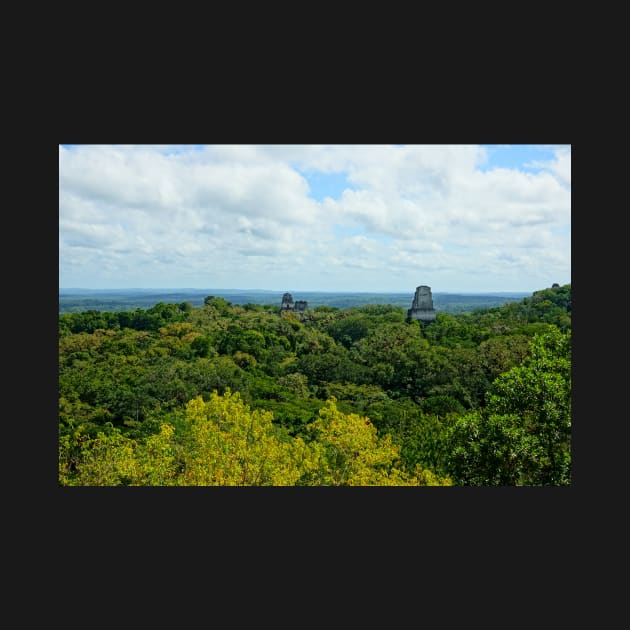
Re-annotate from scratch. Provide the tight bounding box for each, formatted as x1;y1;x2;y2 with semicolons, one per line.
59;286;546;294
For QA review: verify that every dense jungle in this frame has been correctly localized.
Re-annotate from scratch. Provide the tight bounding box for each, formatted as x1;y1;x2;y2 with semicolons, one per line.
58;284;571;486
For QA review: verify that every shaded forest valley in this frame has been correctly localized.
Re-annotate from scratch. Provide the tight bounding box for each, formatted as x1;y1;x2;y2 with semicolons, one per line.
59;284;571;486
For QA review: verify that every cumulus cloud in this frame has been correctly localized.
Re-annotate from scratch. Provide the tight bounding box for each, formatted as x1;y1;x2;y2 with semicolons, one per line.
526;147;571;187
59;144;571;292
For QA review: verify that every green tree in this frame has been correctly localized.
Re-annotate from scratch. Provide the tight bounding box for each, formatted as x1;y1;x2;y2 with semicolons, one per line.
447;328;571;485
306;398;451;486
204;295;232;315
177;390;316;486
60;424;140;486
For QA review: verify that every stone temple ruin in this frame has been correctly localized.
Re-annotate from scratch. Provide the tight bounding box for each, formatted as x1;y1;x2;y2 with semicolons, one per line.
280;292;308;313
407;285;436;324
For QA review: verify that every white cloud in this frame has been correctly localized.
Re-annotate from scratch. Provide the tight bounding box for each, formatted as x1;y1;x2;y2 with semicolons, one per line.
526;147;571;187
59;144;571;292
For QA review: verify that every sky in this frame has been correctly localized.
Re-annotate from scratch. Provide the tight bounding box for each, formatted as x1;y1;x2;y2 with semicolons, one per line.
59;144;571;293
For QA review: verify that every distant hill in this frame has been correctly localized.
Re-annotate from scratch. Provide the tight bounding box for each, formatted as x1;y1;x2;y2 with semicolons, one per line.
58;288;531;314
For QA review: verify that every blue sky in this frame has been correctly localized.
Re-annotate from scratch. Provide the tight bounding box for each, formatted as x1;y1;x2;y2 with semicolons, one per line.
297;170;357;202
59;144;571;293
478;144;567;171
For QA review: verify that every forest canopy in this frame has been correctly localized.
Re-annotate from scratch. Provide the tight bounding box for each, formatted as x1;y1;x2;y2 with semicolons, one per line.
59;284;571;486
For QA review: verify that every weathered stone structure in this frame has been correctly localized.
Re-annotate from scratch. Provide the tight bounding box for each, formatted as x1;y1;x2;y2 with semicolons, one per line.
280;292;308;313
281;292;295;311
407;285;436;324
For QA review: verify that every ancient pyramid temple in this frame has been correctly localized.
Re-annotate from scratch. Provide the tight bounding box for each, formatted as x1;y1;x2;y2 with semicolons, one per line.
407;285;436;324
280;292;294;311
280;292;308;313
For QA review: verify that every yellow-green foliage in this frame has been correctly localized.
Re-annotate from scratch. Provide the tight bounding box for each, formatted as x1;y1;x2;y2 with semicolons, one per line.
135;423;178;485
60;427;140;486
178;390;313;486
59;391;450;486
307;398;451;486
